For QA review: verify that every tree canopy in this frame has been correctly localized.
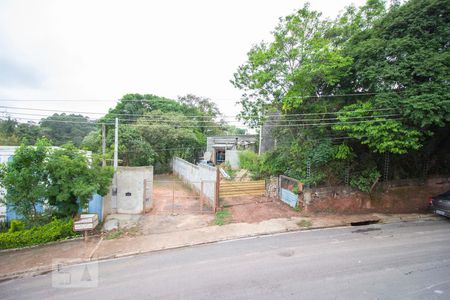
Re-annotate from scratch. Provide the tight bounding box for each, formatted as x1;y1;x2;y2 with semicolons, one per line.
232;0;450;186
0;139;113;222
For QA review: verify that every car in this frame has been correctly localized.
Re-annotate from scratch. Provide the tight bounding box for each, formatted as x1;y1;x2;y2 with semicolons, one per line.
429;190;450;218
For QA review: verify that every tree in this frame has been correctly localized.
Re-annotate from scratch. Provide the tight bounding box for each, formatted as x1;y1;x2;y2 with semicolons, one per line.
46;145;113;218
0;140;113;221
0;139;49;222
231;0;450;186
231;4;353;126
0;118;42;145
333;0;450;153
40;113;96;146
137;111;204;171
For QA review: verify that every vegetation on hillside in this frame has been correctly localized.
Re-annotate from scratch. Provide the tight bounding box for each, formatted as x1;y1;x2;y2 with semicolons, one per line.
232;0;450;188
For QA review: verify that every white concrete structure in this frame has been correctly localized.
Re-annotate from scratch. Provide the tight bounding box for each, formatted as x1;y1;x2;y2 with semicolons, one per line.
115;166;153;214
224;150;241;170
205;135;257;165
172;157;217;208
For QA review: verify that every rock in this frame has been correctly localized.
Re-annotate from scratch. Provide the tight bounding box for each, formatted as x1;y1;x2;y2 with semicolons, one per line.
103;218;119;232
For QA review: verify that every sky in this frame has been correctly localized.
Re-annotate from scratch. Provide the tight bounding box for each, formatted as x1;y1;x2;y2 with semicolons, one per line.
0;0;366;123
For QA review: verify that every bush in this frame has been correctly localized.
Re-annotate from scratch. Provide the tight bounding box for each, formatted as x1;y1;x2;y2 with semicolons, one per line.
0;218;77;250
0;220;9;233
8;220;25;233
239;150;261;178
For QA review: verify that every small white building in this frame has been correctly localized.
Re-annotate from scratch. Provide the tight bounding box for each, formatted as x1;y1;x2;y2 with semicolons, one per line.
205;135;257;166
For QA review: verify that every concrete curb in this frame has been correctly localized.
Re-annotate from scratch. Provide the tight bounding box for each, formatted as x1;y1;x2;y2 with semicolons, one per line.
0;213;440;282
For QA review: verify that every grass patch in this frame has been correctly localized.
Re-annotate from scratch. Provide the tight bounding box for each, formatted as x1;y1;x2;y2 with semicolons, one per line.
105;229;124;240
214;209;232;226
297;219;312;228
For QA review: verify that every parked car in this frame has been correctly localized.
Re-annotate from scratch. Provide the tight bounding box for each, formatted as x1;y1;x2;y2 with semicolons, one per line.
198;160;215;167
429;190;450;218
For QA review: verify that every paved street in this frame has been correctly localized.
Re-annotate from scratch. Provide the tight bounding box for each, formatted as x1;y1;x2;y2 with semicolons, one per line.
1;219;450;300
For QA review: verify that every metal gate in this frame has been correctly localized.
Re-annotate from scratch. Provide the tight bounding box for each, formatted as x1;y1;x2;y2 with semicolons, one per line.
152;175;215;214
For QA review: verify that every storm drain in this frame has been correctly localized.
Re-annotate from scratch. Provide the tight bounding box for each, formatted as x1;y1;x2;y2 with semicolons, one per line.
350;220;380;226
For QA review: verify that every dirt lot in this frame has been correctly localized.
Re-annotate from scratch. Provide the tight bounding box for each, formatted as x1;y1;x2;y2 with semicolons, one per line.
152;174;213;214
218;181;450;224
138;174;214;234
222;196;300;223
307;182;450;215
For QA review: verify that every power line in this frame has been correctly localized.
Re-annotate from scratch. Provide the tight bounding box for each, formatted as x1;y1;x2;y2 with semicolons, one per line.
0;105;397;119
0;110;401;124
0;115;403;128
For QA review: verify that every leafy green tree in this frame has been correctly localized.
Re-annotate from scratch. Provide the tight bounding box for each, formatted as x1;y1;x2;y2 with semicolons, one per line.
0;118;42;145
101;93;189;123
46;145;113;218
231;4;353;126
0;140;113;221
40;113;96;146
116;125;156;167
0;139;49;222
137;111;204;171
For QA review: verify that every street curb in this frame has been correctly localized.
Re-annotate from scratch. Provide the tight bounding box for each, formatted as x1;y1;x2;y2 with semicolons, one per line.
0;214;440;282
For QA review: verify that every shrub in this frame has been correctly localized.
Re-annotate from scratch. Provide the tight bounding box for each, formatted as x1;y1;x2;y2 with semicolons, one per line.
0;218;77;250
0;220;9;233
239;150;262;178
8;220;25;233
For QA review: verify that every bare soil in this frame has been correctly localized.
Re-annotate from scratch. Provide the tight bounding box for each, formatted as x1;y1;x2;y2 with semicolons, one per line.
222;196;300;223
306;182;450;215
152;174;212;214
137;174;214;234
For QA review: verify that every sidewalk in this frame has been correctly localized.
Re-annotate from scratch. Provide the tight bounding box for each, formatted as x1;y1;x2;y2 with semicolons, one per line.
0;213;438;281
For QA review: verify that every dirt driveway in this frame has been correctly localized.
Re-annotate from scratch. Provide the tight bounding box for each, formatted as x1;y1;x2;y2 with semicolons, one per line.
139;174;214;234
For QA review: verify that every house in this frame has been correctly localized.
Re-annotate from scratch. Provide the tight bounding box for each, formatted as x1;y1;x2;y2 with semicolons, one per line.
205;135;257;167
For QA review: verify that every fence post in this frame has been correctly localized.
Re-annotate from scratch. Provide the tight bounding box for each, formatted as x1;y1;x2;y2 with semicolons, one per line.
215;168;220;212
200;181;204;213
172;180;175;215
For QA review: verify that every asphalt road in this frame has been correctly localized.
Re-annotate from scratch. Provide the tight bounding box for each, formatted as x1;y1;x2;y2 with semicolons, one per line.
1;219;450;300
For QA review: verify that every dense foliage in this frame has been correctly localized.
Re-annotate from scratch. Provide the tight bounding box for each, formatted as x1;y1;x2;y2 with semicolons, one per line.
0;113;96;146
84;93;237;172
232;0;450;188
0;139;113;221
0;218;76;250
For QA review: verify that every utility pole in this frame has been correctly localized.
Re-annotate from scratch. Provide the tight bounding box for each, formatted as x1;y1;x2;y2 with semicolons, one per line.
112;118;119;213
113;118;118;171
102;124;106;167
258;125;262;155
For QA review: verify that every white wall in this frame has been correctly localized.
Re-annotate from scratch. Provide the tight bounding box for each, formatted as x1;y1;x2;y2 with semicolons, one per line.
115;166;153;214
225;150;241;169
172;157;217;208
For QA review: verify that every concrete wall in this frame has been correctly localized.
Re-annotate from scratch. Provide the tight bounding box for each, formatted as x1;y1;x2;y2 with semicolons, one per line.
225;150;240;169
115;166;153;214
172;157;217;207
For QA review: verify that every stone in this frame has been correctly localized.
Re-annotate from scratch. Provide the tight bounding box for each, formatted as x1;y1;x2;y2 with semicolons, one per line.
103;218;119;232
